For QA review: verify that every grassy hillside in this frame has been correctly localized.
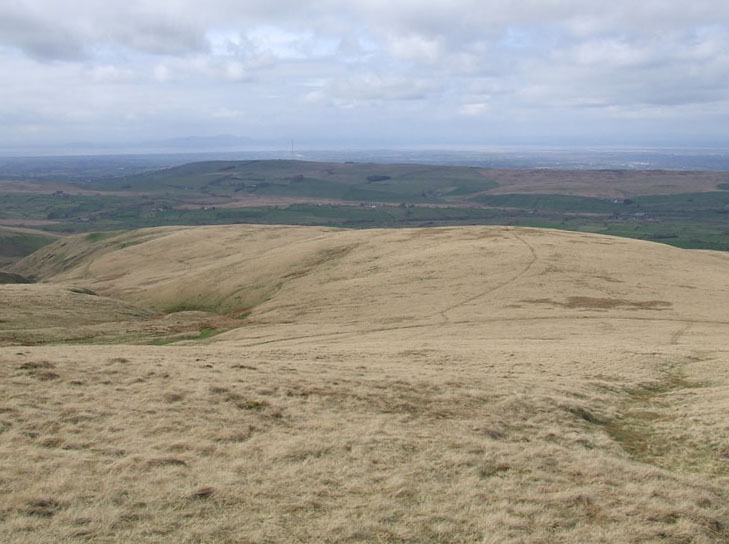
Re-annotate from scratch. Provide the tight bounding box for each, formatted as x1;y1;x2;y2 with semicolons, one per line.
12;223;729;324
0;271;31;284
4;224;729;542
0;284;151;329
0;281;240;345
0;226;58;267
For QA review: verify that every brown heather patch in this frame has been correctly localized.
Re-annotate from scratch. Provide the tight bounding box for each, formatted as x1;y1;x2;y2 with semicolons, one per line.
522;296;673;311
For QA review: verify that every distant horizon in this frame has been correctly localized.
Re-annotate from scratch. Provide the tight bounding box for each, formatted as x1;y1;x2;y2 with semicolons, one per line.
4;138;729;159
4;144;729;177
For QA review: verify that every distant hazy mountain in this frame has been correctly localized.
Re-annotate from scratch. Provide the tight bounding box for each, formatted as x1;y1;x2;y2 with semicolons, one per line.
151;134;280;150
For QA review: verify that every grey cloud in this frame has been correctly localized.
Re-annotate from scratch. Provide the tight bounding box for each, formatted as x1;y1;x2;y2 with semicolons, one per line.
0;11;86;60
0;3;208;61
4;2;729;59
111;22;209;56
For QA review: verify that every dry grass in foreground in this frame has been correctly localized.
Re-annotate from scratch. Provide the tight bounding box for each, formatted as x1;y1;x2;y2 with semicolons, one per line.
2;225;729;543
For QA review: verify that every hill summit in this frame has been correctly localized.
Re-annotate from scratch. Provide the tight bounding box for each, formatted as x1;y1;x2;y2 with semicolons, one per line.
3;224;729;543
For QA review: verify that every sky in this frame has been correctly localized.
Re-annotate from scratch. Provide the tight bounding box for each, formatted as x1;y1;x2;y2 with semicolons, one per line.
2;1;729;152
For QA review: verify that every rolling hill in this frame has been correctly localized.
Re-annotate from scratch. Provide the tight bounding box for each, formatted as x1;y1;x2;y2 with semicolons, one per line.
2;224;729;542
4;159;729;251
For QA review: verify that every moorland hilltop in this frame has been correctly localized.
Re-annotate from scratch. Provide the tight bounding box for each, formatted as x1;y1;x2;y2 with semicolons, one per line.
2;224;729;542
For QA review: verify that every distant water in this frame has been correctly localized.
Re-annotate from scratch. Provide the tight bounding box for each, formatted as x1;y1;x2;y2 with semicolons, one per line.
292;147;729;171
1;147;729;181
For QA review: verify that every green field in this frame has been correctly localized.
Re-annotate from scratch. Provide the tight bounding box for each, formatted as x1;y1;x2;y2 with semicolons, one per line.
89;159;499;203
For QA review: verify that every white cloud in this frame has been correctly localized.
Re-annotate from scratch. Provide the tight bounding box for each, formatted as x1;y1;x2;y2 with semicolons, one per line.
89;65;137;83
458;102;489;116
570;39;656;68
153;63;173;83
387;34;442;64
223;61;247;82
303;73;434;109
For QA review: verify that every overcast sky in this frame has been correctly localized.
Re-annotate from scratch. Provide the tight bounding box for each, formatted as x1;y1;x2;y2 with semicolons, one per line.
2;1;729;151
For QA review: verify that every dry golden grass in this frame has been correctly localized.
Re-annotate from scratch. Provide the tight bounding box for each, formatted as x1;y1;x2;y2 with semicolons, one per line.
0;283;243;346
2;224;729;542
0;284;152;329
